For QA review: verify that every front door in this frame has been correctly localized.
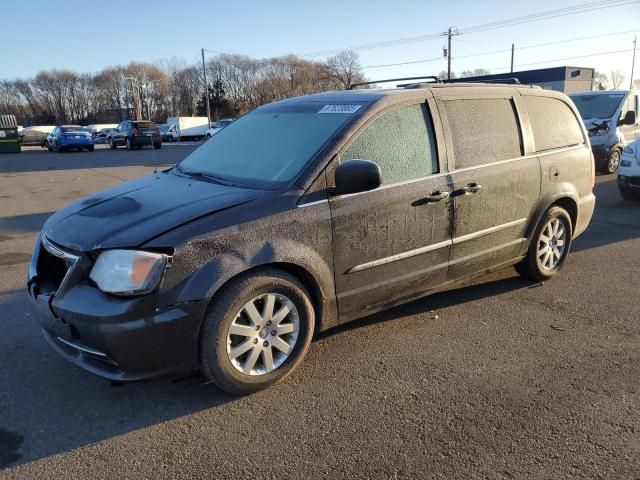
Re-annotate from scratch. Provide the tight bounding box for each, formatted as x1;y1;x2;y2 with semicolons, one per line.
619;93;640;144
329;101;453;317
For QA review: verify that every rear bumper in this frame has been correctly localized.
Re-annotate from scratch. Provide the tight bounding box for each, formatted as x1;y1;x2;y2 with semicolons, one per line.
132;135;161;146
27;278;208;382
575;193;596;239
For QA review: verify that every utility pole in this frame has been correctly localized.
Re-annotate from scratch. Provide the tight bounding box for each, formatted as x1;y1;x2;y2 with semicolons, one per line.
201;48;212;128
631;35;637;90
444;27;460;80
447;27;453;80
510;44;515;73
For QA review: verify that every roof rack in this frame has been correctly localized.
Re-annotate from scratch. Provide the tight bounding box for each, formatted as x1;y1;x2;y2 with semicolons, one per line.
349;76;441;90
444;77;522;85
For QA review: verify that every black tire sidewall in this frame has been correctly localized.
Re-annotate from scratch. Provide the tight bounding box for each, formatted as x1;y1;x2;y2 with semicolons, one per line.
200;270;315;394
527;206;573;281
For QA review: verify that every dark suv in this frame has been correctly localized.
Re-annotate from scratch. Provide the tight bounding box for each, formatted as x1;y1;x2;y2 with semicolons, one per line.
27;83;595;394
108;120;161;150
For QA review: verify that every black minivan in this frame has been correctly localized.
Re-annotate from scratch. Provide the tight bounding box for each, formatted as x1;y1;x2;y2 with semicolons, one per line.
27;83;595;394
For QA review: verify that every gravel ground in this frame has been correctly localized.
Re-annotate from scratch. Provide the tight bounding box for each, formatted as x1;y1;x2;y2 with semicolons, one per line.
0;149;638;479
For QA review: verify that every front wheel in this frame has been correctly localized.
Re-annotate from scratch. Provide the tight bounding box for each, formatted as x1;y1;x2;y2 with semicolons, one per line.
200;269;315;395
109;138;117;149
516;206;573;282
602;148;621;174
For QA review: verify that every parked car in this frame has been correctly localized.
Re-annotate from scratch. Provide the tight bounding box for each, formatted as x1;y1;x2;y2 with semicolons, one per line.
569;90;639;174
94;128;114;144
28;82;595;394
46;125;94;152
107;120;161;149
85;124;118;137
618;137;640;200
206;118;235;138
19;127;48;147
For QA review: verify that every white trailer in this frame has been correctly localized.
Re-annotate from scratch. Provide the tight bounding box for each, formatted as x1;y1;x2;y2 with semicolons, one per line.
165;117;209;141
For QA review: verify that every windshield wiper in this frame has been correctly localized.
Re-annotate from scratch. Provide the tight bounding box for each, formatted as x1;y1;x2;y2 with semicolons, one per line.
174;165;236;187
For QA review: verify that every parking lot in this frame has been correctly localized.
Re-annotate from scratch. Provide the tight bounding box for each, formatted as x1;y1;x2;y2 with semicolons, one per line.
0;147;639;478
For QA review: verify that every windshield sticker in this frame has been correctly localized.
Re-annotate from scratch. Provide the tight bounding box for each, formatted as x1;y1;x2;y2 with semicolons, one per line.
318;104;362;114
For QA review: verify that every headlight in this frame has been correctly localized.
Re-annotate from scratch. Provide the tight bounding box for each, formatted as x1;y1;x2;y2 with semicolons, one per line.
90;250;168;295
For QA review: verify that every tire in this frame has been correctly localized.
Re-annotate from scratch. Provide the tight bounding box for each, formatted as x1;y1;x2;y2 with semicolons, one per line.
602;148;621;174
55;144;63;153
88;146;94;152
619;187;640;201
200;269;315;395
154;142;162;149
516;206;573;282
47;142;52;152
126;137;133;150
206;133;211;139
109;138;117;149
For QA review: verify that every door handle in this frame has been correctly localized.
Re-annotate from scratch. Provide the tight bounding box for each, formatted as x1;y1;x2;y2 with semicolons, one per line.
412;190;450;206
451;182;482;197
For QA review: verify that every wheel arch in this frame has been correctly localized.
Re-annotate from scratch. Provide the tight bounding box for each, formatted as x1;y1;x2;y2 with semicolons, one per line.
523;190;579;252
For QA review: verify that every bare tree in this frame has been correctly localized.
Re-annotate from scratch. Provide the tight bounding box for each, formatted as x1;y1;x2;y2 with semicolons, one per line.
593;71;609;90
325;50;365;89
610;70;625;89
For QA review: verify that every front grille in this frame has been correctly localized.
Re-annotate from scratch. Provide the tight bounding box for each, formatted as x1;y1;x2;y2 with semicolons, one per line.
36;236;79;294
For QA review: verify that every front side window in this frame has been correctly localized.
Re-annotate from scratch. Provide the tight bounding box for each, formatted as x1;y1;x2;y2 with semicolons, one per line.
522;96;584;152
341;103;438;184
178;101;364;189
442;98;522;168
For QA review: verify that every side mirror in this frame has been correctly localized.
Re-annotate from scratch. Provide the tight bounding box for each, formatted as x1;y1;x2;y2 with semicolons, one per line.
619;110;636;126
333;159;382;195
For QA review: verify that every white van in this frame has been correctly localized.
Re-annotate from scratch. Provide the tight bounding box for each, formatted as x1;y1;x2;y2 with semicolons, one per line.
569;90;639;174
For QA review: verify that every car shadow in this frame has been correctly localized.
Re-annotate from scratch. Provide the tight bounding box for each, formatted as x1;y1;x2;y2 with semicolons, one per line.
0;212;55;235
0;145;197;174
0;289;237;469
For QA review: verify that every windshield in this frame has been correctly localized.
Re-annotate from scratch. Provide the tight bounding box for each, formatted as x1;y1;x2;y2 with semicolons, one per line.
61;126;85;133
177;101;364;189
159;125;170;132
214;120;232;128
569;93;627;120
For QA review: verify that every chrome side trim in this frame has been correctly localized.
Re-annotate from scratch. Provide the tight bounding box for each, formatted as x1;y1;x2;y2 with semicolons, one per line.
297;198;329;208
56;337;108;358
452;218;527;245
347;239;451;274
346;218;527;274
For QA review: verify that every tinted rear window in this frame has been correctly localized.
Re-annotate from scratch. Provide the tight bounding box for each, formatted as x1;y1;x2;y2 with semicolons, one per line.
442;98;522;169
134;122;155;129
522;96;584;152
61;126;84;133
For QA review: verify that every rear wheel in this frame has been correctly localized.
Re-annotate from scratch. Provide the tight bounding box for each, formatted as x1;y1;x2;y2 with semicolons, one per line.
88;146;94;152
200;269;315;395
516;206;572;282
109;138;117;149
126;137;133;150
154;142;162;149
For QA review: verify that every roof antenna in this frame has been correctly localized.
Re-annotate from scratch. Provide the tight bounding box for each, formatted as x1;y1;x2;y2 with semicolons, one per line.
151;134;157;173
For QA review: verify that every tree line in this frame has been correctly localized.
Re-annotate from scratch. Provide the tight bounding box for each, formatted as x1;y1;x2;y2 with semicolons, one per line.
0;51;365;126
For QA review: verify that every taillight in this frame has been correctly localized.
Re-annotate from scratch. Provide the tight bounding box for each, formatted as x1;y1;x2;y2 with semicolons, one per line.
132;127;139;137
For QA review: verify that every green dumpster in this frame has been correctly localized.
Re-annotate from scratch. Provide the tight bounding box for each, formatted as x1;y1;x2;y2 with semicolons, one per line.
0;115;21;153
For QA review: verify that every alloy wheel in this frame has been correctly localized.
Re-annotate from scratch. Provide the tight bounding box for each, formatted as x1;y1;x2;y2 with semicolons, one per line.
537;217;567;270
608;150;620;173
226;293;300;376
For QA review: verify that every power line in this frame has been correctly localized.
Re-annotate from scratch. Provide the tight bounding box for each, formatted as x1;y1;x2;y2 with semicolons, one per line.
363;29;640;69
302;0;640;57
487;47;635;72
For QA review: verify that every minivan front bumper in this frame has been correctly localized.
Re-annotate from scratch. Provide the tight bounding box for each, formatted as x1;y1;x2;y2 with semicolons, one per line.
27;236;208;381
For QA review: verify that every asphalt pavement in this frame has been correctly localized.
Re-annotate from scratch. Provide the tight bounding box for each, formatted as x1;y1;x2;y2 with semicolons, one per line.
0;148;638;479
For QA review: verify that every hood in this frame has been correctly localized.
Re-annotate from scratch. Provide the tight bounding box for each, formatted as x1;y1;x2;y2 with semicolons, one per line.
583;117;611;130
43;172;262;251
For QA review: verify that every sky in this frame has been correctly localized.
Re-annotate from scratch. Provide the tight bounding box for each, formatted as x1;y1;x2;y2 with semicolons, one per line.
1;0;638;85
